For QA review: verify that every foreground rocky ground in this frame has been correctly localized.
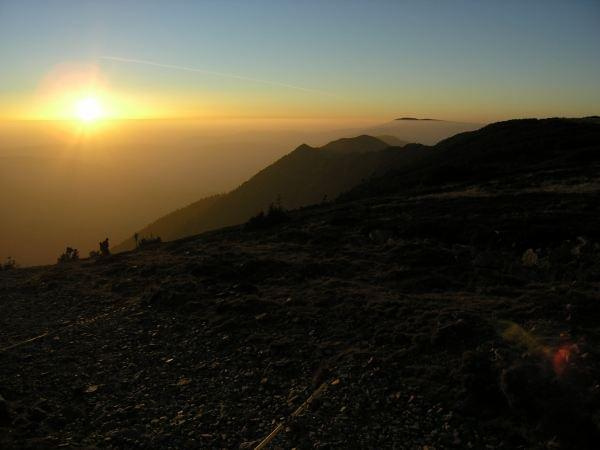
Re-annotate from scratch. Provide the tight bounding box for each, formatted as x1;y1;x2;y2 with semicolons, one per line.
2;170;600;448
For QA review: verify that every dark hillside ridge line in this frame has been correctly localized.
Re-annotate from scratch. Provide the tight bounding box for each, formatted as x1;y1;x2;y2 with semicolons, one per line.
114;134;428;252
116;118;599;252
395;117;441;121
319;135;388;154
346;117;600;199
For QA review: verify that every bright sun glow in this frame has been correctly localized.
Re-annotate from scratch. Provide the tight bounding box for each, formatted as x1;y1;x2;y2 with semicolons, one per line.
75;97;103;122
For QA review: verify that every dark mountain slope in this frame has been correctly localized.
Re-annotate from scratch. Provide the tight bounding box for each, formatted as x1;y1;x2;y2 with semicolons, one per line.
433;118;600;168
115;136;429;251
2;118;600;448
4;192;599;448
348;118;600;197
118;118;600;252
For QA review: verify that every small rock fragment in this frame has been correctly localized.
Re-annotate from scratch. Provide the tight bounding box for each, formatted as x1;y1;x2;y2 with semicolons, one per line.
177;378;191;386
85;385;99;394
521;248;538;267
0;394;10;424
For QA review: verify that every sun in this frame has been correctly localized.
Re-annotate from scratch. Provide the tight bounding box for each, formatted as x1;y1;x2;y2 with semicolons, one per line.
74;97;103;122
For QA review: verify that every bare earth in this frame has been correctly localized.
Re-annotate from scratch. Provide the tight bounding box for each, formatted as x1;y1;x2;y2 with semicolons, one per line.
1;174;600;449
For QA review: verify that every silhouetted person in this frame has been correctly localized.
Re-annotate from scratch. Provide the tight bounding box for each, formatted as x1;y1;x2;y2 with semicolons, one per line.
57;247;79;263
134;232;139;248
99;238;110;256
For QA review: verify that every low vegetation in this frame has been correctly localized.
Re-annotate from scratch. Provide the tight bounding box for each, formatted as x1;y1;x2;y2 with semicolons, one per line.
137;236;162;248
245;202;290;230
57;247;79;263
1;256;17;270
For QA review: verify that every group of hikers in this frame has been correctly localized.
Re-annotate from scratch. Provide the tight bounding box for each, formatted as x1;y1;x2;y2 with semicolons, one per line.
57;238;110;264
57;233;163;264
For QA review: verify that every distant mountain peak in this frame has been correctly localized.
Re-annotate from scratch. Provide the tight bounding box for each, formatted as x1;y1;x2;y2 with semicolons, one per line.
395;117;441;121
114;133;419;252
294;143;314;152
320;135;388;154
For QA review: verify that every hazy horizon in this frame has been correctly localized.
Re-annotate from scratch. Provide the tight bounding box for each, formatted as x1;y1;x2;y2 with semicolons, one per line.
1;0;599;265
1;1;599;123
1;116;485;266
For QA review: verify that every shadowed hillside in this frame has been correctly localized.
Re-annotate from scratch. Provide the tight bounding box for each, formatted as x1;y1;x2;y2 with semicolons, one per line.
0;118;388;266
2;118;599;448
347;118;600;198
119;118;599;253
115;136;428;251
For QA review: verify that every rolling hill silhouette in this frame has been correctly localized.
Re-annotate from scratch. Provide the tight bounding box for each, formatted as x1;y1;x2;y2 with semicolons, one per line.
115;135;429;251
118;118;599;252
348;117;600;197
317;134;389;153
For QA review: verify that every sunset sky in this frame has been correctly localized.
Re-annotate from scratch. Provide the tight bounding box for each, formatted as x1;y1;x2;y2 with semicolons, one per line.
1;0;599;122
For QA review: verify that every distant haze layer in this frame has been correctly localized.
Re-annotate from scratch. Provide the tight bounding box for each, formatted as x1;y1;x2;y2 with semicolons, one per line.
0;118;481;265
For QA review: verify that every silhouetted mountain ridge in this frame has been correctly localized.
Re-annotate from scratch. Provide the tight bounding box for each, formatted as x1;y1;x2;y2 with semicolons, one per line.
117;118;599;251
115;135;427;251
396;117;441;121
318;135;388;153
347;117;600;197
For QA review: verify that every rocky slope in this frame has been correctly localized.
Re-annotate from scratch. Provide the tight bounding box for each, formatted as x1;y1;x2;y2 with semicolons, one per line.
1;118;600;449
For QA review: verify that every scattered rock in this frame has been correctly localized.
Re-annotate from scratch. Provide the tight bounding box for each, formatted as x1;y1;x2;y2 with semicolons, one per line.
432;318;476;347
177;378;191;386
1;162;599;449
28;406;48;423
85;385;99;394
521;248;538;267
473;251;501;269
0;394;10;424
571;236;587;257
369;229;393;244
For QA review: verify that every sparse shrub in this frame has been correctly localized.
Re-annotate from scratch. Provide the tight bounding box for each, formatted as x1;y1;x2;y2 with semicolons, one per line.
138;235;162;248
245;202;290;230
57;247;79;264
99;238;110;256
1;256;17;270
